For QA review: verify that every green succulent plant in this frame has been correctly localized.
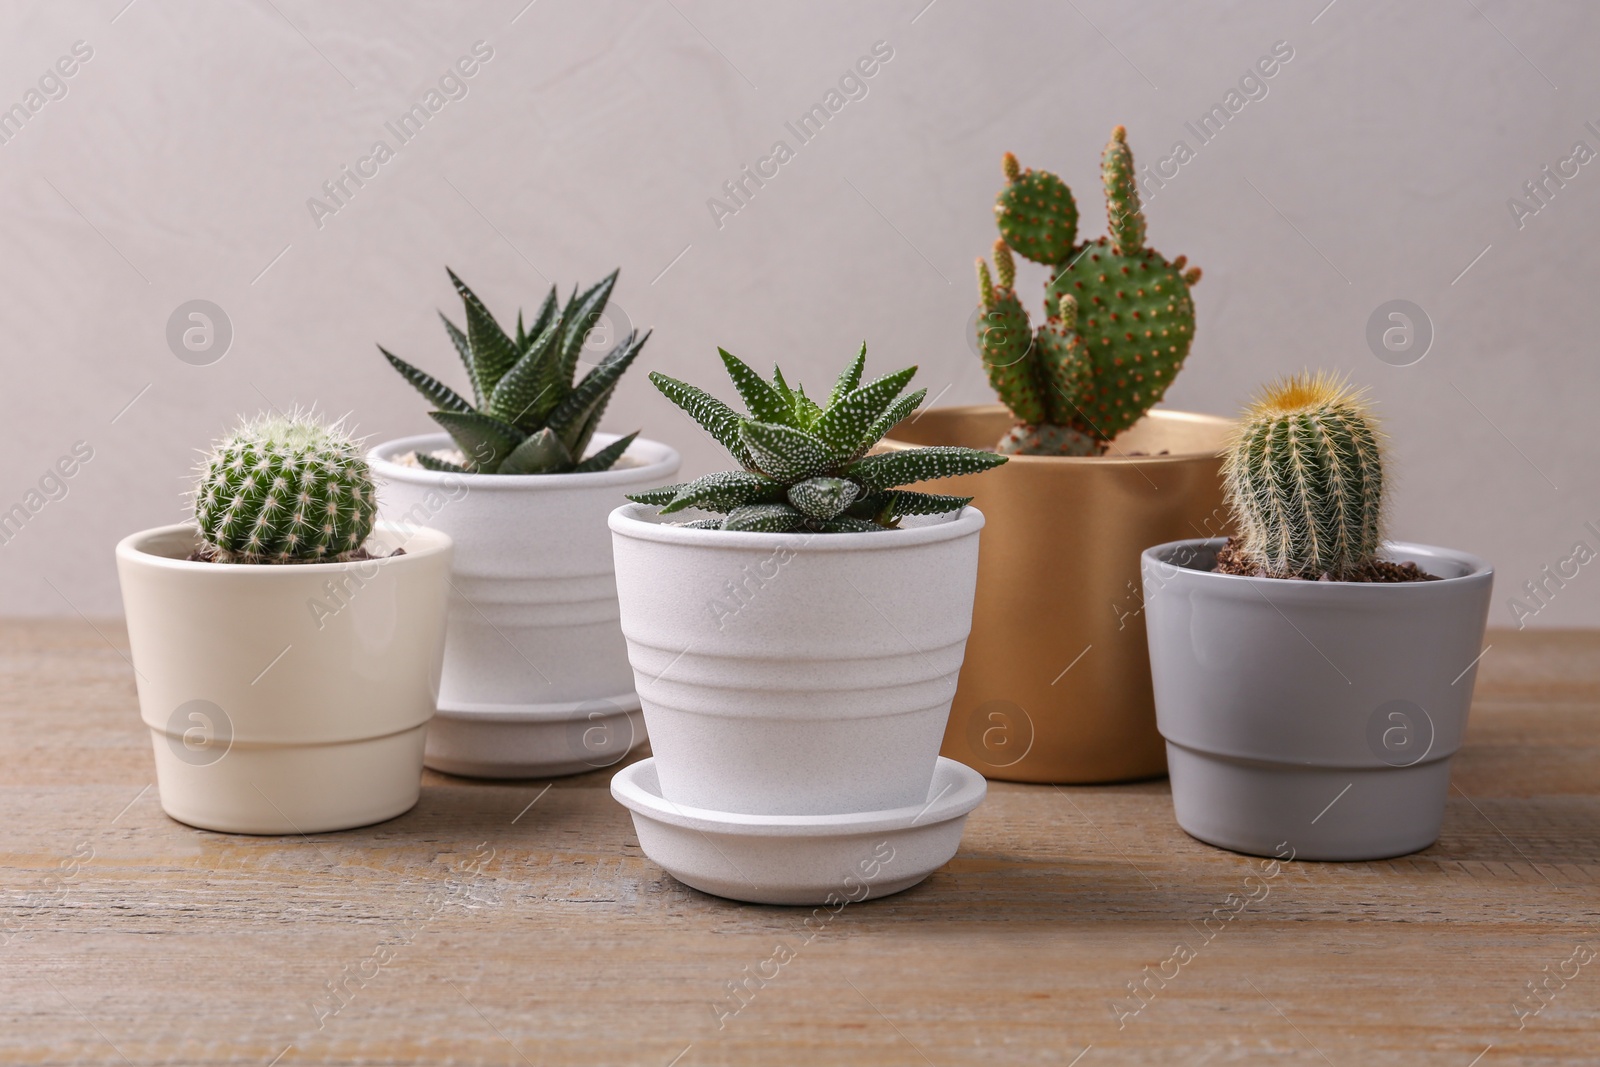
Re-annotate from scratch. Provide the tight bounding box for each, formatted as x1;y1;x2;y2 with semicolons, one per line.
1223;372;1385;580
628;345;1007;532
975;126;1202;456
193;412;376;563
380;269;648;474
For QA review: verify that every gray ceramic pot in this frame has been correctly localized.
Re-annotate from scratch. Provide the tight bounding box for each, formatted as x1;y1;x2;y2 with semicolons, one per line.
1141;538;1493;861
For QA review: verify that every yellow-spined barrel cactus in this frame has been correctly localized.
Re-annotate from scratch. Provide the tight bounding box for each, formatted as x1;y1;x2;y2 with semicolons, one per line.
194;413;377;563
976;126;1202;456
1222;373;1385;580
629;344;1006;532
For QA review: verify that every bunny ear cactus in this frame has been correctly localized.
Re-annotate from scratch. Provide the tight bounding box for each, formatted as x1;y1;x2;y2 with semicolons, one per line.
194;412;377;563
380;269;648;474
629;344;1007;532
976;126;1202;456
1222;372;1386;581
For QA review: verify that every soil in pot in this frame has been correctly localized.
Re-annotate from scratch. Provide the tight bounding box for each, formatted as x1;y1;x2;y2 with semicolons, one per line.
1211;540;1437;582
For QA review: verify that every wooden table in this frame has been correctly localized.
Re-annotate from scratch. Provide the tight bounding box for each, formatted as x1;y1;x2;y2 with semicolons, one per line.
3;622;1596;1066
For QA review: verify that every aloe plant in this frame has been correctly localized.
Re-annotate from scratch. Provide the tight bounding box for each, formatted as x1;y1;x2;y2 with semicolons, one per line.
380;269;648;474
628;345;1007;532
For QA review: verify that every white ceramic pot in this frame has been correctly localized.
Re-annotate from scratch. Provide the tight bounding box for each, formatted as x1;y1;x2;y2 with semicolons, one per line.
368;432;680;778
1142;538;1493;861
116;522;452;835
609;503;985;816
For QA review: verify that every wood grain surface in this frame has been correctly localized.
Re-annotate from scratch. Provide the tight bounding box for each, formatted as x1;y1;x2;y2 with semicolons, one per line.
2;621;1596;1066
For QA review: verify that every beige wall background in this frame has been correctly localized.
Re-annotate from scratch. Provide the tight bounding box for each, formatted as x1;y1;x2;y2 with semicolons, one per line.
2;0;1596;626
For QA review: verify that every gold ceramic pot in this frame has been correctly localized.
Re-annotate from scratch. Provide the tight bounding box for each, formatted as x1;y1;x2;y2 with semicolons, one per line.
880;405;1232;784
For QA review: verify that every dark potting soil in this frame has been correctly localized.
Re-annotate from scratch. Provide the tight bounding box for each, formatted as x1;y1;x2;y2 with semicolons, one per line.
185;545;406;564
1212;539;1438;583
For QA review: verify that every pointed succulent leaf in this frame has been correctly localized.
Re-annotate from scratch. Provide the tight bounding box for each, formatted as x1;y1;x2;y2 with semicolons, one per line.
828;342;867;408
627;483;687;506
812;366;916;457
557;270;619;387
573;429;635;475
415;452;469;474
438;313;482;407
498;427;574;474
525;285;560;351
790;386;825;429
819;515;885;533
566;330;649;454
786;476;860;520
380;347;475;414
515;309;525;350
738;420;831;482
771;365;795;406
661;470;783;514
722;503;805;532
679;517;725;530
447;269;520;395
865;387;927;445
547;329;648;449
877;489;973;516
430;410;526;474
846;445;1008;489
719;349;791;424
486;318;562;430
648;371;747;460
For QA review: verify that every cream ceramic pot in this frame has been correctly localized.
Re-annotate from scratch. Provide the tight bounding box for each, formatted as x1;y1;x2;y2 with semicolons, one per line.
116;522;452;834
368;432;680;778
609;504;985;817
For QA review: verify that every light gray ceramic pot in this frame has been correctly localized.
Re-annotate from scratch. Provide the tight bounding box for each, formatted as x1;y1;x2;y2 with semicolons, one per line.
1141;538;1493;861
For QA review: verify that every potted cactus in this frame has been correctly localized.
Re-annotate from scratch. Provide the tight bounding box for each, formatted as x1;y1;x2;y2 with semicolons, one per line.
881;126;1232;785
115;413;453;834
1142;374;1493;860
368;269;679;779
607;345;1005;904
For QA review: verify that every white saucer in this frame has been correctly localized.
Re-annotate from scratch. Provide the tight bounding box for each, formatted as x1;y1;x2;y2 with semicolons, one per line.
611;756;987;905
425;696;645;779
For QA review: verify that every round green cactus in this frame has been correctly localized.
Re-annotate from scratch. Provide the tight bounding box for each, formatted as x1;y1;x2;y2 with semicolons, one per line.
1222;373;1385;580
194;413;377;563
995;152;1078;265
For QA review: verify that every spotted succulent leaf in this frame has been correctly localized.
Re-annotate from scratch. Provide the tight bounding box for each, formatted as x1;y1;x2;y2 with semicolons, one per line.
719;348;791;424
812;366;917;458
847;446;1007;490
786;476;860;520
723;503;806;532
430;410;525;473
498;427;573;475
381;347;475;415
661;471;783;515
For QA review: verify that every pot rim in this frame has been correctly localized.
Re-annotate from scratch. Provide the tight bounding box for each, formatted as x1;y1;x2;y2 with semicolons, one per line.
879;404;1232;464
611;756;985;837
608;501;985;551
368;431;680;489
1143;536;1493;588
116;521;452;574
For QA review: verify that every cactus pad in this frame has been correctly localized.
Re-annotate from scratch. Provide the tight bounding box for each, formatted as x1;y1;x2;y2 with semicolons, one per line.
995;152;1079;265
194;413;377;564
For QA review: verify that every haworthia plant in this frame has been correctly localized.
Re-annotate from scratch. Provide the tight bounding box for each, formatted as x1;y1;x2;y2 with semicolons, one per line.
193;412;377;563
1222;372;1385;580
975;126;1202;456
379;269;648;474
628;344;1007;533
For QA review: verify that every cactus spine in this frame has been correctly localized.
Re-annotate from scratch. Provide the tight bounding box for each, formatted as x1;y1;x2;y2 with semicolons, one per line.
194;413;377;563
1222;373;1385;581
976;127;1201;456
